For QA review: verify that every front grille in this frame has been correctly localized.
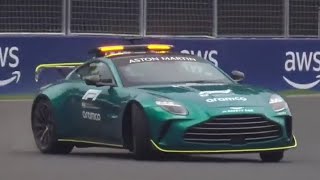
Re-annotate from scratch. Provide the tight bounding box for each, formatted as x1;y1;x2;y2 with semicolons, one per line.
184;115;282;144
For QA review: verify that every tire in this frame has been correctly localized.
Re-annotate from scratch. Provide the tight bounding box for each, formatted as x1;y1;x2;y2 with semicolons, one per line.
131;103;156;160
259;151;284;162
31;98;73;154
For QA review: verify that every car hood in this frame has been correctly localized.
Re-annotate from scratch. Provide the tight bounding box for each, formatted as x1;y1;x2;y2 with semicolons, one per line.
136;83;274;108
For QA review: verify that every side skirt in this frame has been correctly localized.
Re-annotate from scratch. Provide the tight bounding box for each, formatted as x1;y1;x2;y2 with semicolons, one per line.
58;139;123;149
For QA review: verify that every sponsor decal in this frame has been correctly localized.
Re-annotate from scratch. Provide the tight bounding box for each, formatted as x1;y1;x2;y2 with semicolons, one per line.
283;51;320;89
82;89;102;120
206;97;247;103
0;46;20;87
129;56;197;64
81;102;100;109
82;89;102;101
199;89;232;97
180;49;218;66
222;107;254;113
82;111;101;121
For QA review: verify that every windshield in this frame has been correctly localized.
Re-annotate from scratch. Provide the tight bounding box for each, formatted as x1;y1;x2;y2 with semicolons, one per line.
112;54;234;86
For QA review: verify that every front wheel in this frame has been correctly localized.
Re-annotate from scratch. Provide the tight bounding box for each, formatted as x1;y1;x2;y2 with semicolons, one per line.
259;151;284;162
131;103;157;160
31;98;73;154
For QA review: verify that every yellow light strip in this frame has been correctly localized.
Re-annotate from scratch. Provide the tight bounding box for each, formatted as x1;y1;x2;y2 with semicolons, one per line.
150;136;297;153
147;44;172;51
58;139;123;148
97;44;172;54
99;45;124;52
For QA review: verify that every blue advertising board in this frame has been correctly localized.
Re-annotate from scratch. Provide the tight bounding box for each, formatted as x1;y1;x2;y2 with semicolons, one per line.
1;36;320;94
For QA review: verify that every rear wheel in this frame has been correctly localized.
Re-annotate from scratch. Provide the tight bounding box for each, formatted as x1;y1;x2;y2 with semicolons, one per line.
259;151;284;162
131;103;157;160
31;98;73;154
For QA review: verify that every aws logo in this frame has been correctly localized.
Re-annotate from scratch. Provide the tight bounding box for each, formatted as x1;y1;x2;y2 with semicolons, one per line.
283;51;320;89
180;49;218;66
0;46;20;87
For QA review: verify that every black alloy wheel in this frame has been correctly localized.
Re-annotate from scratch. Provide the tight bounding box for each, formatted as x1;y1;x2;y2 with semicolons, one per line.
31;98;73;154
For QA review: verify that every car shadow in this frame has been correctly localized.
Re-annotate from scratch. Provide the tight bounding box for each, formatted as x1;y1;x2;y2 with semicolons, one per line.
69;151;133;160
67;151;283;163
11;149;291;163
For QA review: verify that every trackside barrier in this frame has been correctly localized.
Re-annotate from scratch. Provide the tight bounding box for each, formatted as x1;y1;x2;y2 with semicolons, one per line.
1;36;320;94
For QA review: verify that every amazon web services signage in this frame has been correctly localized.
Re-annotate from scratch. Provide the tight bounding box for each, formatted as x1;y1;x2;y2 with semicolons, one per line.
0;46;20;87
283;51;320;89
1;37;320;94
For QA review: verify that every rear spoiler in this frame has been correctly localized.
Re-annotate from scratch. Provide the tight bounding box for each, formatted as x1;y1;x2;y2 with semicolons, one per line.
35;62;83;82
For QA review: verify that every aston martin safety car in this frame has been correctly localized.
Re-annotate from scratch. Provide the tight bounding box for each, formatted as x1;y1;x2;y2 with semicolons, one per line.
31;44;296;161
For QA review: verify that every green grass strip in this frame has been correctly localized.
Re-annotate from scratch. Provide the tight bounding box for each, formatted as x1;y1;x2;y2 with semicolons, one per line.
278;89;320;96
0;94;35;100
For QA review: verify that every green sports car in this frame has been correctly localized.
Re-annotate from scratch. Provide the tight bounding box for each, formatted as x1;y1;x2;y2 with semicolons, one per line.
31;44;297;161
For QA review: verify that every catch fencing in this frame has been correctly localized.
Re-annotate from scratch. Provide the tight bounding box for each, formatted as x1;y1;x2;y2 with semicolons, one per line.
0;0;320;37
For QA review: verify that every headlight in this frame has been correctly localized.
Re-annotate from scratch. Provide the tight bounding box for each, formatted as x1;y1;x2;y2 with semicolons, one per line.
269;94;289;112
155;98;188;116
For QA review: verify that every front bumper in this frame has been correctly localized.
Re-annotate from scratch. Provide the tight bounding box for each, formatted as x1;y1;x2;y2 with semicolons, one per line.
150;135;297;154
146;106;297;153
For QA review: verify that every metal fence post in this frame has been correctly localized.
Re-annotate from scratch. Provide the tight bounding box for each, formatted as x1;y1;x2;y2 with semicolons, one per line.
66;0;71;35
140;0;146;36
213;0;218;37
283;0;290;37
62;0;67;35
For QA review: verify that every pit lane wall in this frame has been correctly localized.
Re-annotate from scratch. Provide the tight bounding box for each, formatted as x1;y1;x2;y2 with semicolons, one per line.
1;36;320;95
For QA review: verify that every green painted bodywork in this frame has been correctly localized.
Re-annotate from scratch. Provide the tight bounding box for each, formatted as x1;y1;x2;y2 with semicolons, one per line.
34;56;295;152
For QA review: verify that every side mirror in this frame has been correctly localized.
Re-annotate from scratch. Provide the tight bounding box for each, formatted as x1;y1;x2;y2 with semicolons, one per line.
231;70;245;82
84;75;115;87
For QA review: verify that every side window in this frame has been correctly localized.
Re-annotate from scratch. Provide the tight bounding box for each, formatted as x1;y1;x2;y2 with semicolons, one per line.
69;61;114;81
68;64;91;80
68;63;96;80
77;64;91;78
95;62;113;80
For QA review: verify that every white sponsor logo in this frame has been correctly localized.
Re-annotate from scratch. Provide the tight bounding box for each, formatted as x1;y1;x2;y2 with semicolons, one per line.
199;89;231;97
129;56;197;64
206;97;247;103
180;49;218;66
0;46;20;87
283;51;320;89
82;111;101;121
82;89;102;101
222;107;254;113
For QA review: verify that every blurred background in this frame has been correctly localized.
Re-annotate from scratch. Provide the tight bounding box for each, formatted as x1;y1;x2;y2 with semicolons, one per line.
1;0;320;94
0;0;319;37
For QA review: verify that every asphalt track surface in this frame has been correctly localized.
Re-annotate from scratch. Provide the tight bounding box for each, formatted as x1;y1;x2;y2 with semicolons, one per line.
0;97;319;180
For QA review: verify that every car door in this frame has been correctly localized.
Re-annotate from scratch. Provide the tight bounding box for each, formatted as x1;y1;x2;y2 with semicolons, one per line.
73;61;124;144
67;62;97;140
